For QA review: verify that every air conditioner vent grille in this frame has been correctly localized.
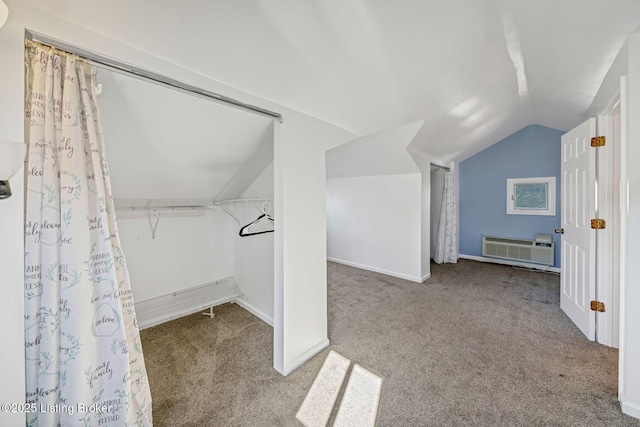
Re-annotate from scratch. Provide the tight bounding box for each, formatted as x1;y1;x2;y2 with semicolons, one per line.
484;237;534;246
482;235;554;266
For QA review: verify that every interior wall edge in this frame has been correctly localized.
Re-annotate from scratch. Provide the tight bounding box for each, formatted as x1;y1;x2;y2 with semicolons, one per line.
621;399;640;420
235;298;274;327
327;257;426;283
282;338;330;376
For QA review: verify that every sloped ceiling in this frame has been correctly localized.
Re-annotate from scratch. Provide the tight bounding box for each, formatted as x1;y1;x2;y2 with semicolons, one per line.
26;0;640;161
327;120;423;178
98;69;273;200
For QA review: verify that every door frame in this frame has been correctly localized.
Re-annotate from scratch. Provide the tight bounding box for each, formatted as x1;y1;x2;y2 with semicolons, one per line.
595;85;621;348
595;75;628;400
617;75;628;404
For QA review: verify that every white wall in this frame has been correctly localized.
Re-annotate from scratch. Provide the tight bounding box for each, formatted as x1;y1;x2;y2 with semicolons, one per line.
325;120;431;283
586;40;629;119
327;174;423;282
242;161;274;199
233;206;274;326
0;3;29;421
430;168;446;257
0;1;357;384
0;169;26;425
216;126;274;201
409;152;435;280
233;159;275;326
420;169;431;278
274;116;356;374
117;214;235;302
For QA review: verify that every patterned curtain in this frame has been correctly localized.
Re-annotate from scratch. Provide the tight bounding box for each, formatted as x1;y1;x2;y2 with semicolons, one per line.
24;44;152;426
434;170;458;264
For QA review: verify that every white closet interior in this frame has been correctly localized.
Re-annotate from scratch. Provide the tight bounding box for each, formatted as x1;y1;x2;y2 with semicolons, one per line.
97;66;275;329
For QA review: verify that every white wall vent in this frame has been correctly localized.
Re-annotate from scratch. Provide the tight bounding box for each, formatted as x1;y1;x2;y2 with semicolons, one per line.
482;236;554;266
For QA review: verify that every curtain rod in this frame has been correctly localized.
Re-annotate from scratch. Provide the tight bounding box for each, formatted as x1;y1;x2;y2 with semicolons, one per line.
431;163;450;171
25;31;284;123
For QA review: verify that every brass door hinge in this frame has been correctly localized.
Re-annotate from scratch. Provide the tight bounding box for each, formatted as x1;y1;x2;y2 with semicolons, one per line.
591;136;605;147
590;300;605;312
590;219;606;229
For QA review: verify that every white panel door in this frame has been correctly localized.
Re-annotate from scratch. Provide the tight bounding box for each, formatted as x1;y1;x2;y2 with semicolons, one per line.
560;118;596;340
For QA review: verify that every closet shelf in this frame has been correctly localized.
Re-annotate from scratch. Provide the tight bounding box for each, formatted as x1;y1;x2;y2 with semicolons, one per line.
214;197;273;226
135;277;241;329
114;198;217;219
214;197;273;206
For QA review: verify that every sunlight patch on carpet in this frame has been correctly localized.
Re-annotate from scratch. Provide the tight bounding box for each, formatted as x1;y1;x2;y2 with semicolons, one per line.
296;350;350;427
333;364;382;427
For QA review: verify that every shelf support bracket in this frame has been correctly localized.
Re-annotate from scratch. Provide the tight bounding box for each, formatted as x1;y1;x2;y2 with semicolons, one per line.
202;307;215;318
148;213;161;239
219;205;241;226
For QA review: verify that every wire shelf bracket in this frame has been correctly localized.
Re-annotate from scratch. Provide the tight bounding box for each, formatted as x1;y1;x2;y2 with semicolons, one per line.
114;198;218;239
214;197;273;226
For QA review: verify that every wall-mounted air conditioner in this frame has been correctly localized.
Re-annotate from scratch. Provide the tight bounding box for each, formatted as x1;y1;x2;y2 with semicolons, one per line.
482;235;554;266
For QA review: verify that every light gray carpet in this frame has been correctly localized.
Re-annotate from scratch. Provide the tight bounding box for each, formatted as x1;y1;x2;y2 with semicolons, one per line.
140;260;640;426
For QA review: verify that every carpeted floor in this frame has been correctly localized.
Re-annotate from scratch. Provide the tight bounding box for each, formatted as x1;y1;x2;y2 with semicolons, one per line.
139;260;640;426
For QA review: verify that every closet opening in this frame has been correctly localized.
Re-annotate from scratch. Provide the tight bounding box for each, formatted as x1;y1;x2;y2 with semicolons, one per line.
24;35;282;424
97;57;278;330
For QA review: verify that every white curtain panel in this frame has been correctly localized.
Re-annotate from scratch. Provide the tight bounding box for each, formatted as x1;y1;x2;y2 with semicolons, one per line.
434;170;458;264
24;45;152;426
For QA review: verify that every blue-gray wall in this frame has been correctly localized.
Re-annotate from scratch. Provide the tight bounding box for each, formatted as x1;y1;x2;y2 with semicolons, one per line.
459;125;563;267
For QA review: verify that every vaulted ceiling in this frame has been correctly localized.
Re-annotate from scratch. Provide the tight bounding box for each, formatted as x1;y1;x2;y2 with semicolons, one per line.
27;0;640;161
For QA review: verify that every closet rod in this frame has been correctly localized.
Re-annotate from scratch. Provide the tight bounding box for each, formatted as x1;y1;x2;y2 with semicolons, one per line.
431;163;451;171
25;31;284;123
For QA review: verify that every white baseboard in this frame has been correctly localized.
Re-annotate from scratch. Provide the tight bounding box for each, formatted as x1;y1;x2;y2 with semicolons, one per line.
235;297;274;327
328;257;424;283
421;273;431;282
282;338;330;376
459;254;561;273
621;399;640;420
